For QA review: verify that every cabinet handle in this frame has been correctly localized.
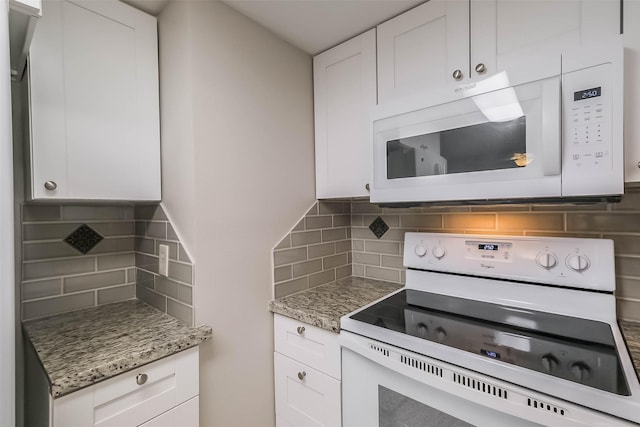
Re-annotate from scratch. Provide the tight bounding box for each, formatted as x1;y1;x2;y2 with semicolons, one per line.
44;181;57;191
452;69;463;81
136;373;148;385
475;63;487;74
297;371;306;380
296;326;305;334
637;161;640;169
365;183;370;192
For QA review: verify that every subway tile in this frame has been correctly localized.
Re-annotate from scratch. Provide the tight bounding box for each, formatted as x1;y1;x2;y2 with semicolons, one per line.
323;253;348;269
308;242;335;259
136;237;155;255
305;216;333;230
292;219;305;232
146;222;167;239
400;214;443;229
605;235;640;256
498;213;564;231
274;247;307;266
62;205;127;221
24;241;80;261
123;206;135;220
613;190;640;211
420;206;470;213
274;235;291;250
363;215;400;228
291;230;322;247
365;266;400;283
23;258;95;281
155;240;179;260
335;239;352;254
97;284;135;305
444;214;496;230
90;222;135;237
137;269;155;289
135;221;146;236
127;268;136;283
23;204;61;221
617;277;640;300
346;228;351;239
400;270;406;284
381;206;424;214
352;239;365;251
530;204;607;212
319;201;349;214
309;270;335;287
136;285;166;312
274;277;308;299
23;223;79;241
167;299;193;326
353;252;381;266
615;256;640;278
351;215;364;227
88;237;135;255
333;215;351;227
292;259;323;278
471;205;530;212
348;252;352;264
352;264;365;277
617;298;640;322
306;203;319;216
274;266;292;283
167;223;179;241
136;253;159;274
178;245;192;263
23;292;95;320
22;278;62;301
135;204;167;221
97;253;135;271
63;270;126;293
156;276;193;304
381;255;404;270
336;265;351;280
322;228;347;242
364;240;401;255
168;261;193;285
376;229;410;242
567;213;640;233
351;203;382;214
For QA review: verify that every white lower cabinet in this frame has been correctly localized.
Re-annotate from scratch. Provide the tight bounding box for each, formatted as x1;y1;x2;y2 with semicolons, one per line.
274;314;341;427
51;347;199;427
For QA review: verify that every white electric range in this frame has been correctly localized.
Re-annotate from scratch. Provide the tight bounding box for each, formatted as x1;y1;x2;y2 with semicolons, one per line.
340;232;640;426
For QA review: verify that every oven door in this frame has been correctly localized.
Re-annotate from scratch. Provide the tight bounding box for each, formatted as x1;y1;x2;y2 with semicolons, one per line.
370;74;561;204
340;331;632;427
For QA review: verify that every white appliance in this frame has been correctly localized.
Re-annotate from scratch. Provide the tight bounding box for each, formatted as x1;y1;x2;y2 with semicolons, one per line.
371;39;623;205
341;232;640;426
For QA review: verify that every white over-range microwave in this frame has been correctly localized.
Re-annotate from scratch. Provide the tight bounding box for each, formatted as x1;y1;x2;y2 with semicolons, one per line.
370;38;624;205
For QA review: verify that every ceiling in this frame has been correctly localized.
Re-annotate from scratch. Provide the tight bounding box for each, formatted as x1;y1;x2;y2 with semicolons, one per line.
122;0;425;55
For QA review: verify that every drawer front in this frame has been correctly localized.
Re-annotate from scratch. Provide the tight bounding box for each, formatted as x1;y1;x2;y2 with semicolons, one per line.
274;352;341;427
139;396;199;427
53;347;199;427
274;314;340;379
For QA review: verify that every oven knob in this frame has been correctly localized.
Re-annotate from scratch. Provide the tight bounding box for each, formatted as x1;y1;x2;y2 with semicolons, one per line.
540;354;559;372
566;254;591;272
435;327;447;343
570;362;591;382
536;252;558;270
415;245;428;257
432;246;446;260
417;322;429;337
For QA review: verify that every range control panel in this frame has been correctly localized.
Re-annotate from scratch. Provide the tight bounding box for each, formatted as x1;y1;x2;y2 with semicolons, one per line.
403;232;615;291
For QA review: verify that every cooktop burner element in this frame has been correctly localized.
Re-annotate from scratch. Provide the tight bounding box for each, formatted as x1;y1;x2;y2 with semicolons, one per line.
341;232;640;424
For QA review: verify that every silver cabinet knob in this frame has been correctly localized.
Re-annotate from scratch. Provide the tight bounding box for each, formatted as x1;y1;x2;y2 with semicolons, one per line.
44;181;57;191
296;326;305;334
365;183;370;192
637;161;640;169
297;371;306;380
452;69;463;80
136;373;148;385
475;63;487;74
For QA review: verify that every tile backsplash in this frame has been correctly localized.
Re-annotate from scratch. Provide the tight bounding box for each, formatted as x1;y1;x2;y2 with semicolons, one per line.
21;204;194;325
273;188;640;321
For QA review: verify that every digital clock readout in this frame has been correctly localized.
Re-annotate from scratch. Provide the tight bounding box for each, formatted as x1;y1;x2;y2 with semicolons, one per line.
478;244;499;251
573;86;601;101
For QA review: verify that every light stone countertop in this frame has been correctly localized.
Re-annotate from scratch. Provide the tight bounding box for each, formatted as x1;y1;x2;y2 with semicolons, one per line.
269;276;403;332
23;299;212;398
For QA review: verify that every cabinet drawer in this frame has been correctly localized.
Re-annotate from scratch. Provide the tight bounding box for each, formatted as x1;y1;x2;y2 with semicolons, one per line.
274;314;340;379
53;347;199;427
139;396;199;427
274;352;341;427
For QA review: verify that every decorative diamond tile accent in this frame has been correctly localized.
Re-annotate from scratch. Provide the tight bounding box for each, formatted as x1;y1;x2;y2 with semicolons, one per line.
64;224;104;254
369;216;389;239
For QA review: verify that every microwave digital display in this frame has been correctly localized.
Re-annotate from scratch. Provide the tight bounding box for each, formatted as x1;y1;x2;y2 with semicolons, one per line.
574;86;601;101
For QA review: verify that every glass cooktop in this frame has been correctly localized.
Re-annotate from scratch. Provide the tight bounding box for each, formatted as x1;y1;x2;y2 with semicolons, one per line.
350;289;629;395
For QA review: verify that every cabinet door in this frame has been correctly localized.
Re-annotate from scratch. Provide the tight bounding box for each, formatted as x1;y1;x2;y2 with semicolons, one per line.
377;0;469;104
139;396;199;427
29;0;161;201
314;29;376;199
474;0;620;81
274;352;341;427
624;0;640;183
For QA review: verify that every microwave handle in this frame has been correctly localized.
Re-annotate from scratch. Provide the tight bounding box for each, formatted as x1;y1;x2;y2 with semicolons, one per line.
541;77;561;176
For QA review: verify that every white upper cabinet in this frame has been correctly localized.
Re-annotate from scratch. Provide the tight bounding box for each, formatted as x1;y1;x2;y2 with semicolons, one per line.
314;29;377;199
378;0;620;103
28;0;161;201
